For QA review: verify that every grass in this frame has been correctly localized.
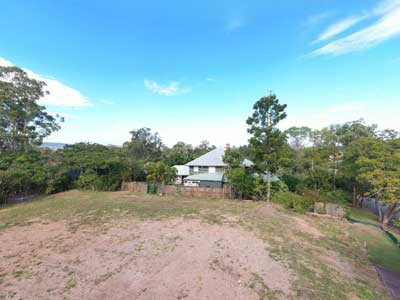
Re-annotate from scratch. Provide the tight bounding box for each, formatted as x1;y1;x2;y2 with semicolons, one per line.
349;208;400;273
1;190;399;300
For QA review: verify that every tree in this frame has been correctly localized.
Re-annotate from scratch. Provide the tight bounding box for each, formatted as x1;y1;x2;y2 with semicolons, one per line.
335;119;377;147
122;128;164;181
193;140;215;158
225;167;254;199
358;139;400;228
162;142;194;166
285;126;312;149
123;127;164;161
342;137;386;207
246;93;287;204
146;161;177;191
223;148;254;199
0;66;61;152
63;143;129;191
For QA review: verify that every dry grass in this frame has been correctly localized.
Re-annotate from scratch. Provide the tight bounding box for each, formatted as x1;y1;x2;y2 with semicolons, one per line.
0;190;396;300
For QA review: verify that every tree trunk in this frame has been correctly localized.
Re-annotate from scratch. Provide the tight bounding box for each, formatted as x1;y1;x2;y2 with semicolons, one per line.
352;184;357;208
381;204;400;229
266;172;271;206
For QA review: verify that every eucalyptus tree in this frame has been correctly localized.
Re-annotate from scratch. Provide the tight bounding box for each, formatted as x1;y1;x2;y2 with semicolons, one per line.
0;66;61;152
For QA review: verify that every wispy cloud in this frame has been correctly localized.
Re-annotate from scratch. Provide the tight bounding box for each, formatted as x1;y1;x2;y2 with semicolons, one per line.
303;12;333;27
0;57;92;107
205;77;216;82
314;15;365;43
311;0;400;56
144;79;190;96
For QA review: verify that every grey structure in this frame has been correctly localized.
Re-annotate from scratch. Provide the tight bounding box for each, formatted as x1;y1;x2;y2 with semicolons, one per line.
183;173;225;188
183;147;254;188
185;147;253;175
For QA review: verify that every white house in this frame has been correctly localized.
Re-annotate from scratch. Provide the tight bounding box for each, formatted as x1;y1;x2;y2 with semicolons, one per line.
181;145;253;188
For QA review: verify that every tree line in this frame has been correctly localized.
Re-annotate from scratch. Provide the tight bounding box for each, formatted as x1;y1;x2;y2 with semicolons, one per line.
1;65;399;228
224;94;400;228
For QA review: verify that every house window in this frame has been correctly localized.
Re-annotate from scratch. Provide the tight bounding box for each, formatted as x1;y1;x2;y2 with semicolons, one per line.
216;167;224;173
194;166;199;173
198;166;208;173
209;167;216;173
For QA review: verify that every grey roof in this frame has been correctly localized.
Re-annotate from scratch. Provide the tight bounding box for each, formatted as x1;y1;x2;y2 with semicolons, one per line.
173;165;190;176
184;172;224;182
185;147;254;167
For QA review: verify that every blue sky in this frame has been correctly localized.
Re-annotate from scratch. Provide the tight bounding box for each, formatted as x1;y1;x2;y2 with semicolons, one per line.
1;0;399;146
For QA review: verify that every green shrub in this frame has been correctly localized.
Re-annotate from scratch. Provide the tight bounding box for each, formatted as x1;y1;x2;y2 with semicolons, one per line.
272;191;313;213
225;167;254;200
303;189;327;203
253;175;267;201
77;171;99;190
322;190;351;206
281;174;302;192
272;180;289;193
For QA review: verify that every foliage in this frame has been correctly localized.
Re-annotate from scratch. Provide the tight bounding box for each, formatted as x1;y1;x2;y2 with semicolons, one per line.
322;190;351;206
63;143;129;191
224;166;254;200
0;66;62;152
281;174;301;192
123;127;164;161
272;191;314;213
253;175;267;201
271;180;289;193
285;126;312;149
146;161;177;185
247;93;287;203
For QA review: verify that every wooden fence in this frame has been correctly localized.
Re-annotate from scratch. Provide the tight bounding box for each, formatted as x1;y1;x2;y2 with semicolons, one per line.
121;182;232;199
120;181;147;193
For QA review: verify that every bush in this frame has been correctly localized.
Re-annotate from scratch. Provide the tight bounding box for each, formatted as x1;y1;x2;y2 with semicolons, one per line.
272;180;289;193
322;190;351;206
77;171;99;190
303;189;327;203
281;174;302;192
272;191;314;213
225;167;254;200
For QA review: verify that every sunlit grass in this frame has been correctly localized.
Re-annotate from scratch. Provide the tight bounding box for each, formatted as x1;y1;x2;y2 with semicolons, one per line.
0;190;397;299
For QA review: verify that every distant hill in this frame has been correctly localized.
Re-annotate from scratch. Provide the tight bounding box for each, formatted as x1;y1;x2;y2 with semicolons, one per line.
40;142;68;150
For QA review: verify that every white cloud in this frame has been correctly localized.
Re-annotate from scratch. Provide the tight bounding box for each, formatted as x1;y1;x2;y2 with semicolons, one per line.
311;0;400;56
144;79;190;96
315;15;365;43
205;77;216;82
0;57;92;107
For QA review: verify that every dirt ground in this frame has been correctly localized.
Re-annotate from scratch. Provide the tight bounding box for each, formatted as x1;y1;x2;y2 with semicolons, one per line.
0;218;293;300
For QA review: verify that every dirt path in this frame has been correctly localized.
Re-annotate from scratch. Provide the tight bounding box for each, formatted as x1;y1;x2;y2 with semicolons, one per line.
0;218;293;300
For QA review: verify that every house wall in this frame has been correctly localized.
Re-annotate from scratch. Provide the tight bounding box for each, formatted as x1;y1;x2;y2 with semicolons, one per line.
199;180;223;189
189;166;225;175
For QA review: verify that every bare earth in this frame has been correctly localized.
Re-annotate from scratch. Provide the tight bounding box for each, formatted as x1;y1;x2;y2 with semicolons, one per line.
0;218;293;300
